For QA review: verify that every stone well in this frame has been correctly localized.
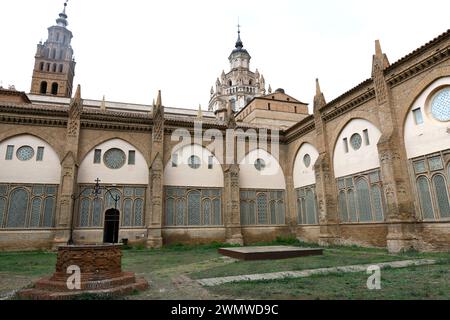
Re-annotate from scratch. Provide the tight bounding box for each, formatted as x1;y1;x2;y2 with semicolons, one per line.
18;244;148;300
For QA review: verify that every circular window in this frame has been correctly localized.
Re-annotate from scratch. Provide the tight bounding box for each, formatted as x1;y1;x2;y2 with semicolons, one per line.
431;88;450;122
103;148;126;169
254;158;266;171
303;154;311;168
350;133;362;150
16;146;35;161
188;155;201;169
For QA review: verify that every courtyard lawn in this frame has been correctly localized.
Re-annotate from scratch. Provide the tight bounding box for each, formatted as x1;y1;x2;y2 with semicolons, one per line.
207;262;450;300
0;240;449;300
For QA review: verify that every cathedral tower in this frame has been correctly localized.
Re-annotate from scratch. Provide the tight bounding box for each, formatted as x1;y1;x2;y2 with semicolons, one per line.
209;26;267;113
30;1;76;98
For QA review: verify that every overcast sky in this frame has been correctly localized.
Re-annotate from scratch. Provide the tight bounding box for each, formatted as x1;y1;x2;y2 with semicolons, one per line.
0;0;449;111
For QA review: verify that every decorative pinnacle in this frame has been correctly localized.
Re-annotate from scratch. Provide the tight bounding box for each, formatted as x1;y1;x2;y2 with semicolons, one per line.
235;20;243;49
315;78;321;95
375;40;382;56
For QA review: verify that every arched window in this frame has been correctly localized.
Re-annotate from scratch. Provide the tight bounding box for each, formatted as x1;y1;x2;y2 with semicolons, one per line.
39;62;44;71
339;190;348;222
92;198;102;227
134;198;144;226
187;190;201;225
59;64;63;73
46;63;50;71
79;198;90;227
0;196;6;228
6;188;29;228
432;174;450;219
228;80;232;86
52;64;57;72
417;176;434;220
122;199;133;226
257;193;268;224
356;178;372;222
40;81;47;94
51;82;58;95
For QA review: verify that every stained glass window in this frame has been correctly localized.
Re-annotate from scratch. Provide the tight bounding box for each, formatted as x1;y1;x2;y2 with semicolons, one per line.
363;129;370;146
208;156;214;169
303;154;311;168
36;147;45;161
343;138;349;153
165;187;222;226
0;197;5;227
432;175;450;219
414;160;427;174
5;145;14;160
172;154;178;167
16;146;34;161
134;199;144;226
92;198;102;227
94;149;102;164
43;197;54;227
257;193;267;224
254;158;266;171
417;177;434;220
356;179;372;222
339;191;348;222
188;191;201;225
350;133;362;151
123;199;132;226
30;198;42;227
428;156;443;171
371;185;384;222
128;150;136;165
80;199;90;227
305;189;317;224
431;88;450;122
103;148;126;169
188;155;201;169
0;184;57;229
347;190;357;222
412;108;423;125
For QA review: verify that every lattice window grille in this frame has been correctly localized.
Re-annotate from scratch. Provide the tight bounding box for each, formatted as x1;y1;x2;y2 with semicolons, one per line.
336;169;384;223
296;185;318;225
164;187;223;226
240;189;285;226
0;184;57;229
77;185;146;228
411;150;450;221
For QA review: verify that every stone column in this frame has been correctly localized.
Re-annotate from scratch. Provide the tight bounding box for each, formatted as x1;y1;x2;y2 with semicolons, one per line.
146;91;164;248
224;163;243;245
53;85;82;248
372;41;416;253
223;102;243;245
313;79;340;246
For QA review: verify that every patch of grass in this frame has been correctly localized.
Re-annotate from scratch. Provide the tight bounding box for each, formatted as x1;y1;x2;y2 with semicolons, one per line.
0;250;56;276
188;248;417;280
207;263;450;300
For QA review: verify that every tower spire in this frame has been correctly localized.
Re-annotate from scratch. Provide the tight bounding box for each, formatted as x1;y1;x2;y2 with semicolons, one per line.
56;1;69;28
235;20;243;49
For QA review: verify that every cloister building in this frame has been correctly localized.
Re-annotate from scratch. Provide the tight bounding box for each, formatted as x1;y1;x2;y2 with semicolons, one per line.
0;4;449;252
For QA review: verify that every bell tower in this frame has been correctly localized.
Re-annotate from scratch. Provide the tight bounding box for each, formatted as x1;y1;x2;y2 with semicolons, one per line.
30;1;76;98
